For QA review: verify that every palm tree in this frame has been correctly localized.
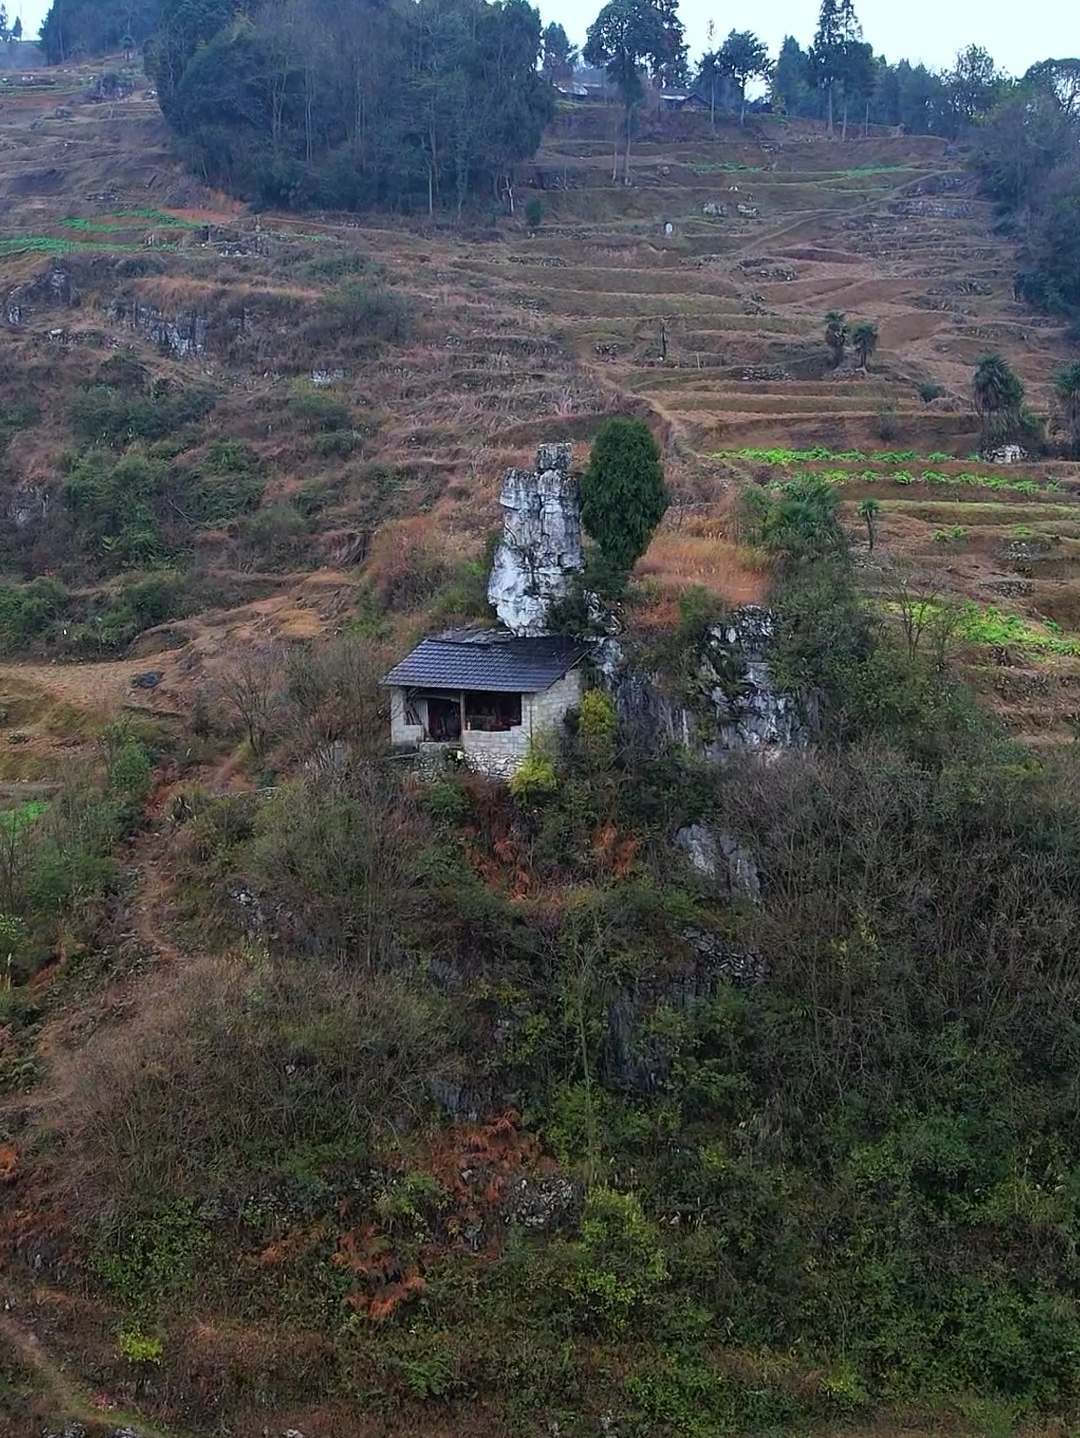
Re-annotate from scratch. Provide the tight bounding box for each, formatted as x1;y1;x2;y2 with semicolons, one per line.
972;353;1024;444
857;496;881;551
824;310;848;367
851;320;879;368
1054;360;1080;456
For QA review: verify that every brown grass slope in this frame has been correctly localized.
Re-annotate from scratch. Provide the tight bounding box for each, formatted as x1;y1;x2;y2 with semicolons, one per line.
0;57;1079;752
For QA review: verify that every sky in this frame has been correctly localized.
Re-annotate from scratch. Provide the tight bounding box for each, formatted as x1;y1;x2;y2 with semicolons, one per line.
546;0;1076;77
8;0;1075;75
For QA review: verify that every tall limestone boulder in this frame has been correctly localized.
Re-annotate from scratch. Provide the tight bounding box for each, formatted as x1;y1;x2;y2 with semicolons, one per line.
487;442;584;635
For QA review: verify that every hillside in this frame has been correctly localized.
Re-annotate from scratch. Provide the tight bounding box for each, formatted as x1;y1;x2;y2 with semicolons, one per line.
1;61;1078;755
5;56;1080;1438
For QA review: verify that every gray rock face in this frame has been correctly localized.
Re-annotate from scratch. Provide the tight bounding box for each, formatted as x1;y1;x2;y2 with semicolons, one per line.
487;442;583;635
614;604;811;761
675;823;760;902
9;484;49;530
703;606;808;755
105;297;207;357
503;1175;577;1229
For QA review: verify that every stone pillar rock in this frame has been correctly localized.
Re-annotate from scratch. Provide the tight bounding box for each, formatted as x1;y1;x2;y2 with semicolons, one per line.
487;442;584;635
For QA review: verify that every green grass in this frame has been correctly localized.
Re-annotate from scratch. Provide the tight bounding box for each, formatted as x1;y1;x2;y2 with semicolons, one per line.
718;448;1065;498
0;800;46;828
0;235;178;257
57;209;202;233
957;605;1080;657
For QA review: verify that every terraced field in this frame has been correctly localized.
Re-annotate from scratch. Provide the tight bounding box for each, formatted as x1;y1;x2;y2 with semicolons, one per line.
2;66;1080;740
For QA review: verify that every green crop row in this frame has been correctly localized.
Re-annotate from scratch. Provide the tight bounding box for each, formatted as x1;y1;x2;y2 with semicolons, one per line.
957;605;1080;657
812;469;1062;495
0;236;178;257
57;209;201;233
724;447;923;465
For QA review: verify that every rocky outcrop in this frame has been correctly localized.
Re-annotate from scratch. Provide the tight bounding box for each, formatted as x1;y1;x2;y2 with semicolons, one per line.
105;297;207;358
8;483;49;530
704;606;808;754
675;823;760;902
615;604;811;762
487;442;583;635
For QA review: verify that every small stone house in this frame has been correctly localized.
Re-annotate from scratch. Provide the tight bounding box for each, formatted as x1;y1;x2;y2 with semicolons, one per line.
384;629;586;777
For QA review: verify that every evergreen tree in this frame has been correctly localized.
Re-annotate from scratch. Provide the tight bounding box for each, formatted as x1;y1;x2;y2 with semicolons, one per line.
584;0;671;183
771;35;813;117
542;22;576;82
580;416;669;583
716;30;771;124
810;0;861;132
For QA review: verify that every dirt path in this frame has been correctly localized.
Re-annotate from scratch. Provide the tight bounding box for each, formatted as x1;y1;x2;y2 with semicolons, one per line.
0;1307;196;1438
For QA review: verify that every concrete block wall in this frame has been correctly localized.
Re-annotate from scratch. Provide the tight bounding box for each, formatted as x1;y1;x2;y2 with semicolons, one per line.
389;688;423;746
390;668;584;777
528;670;582;735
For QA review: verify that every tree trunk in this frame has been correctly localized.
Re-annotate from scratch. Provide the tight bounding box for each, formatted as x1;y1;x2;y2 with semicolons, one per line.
827;83;834;134
623;101;632;184
841;97;849;141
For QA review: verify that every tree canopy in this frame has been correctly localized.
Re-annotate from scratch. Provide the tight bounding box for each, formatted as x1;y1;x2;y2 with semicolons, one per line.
39;0;162;62
583;0;675;182
146;0;555;214
972;60;1080;315
580;416;669;584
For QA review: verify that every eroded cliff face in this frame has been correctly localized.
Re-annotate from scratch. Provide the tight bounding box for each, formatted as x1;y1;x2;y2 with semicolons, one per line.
614;604;812;762
487;442;584;635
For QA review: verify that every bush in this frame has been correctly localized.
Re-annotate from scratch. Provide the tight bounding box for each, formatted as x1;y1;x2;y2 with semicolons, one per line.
919;381;945;403
524;195;544;229
287;387;353;434
234;502;312;569
68;384;215;447
579;689;616;770
313;428;360;458
0;578;69;652
509;746;558;802
562;1188;668;1334
580;417;669;585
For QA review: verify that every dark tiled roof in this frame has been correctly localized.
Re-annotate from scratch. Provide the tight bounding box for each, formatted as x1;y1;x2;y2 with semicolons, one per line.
382;629;586;693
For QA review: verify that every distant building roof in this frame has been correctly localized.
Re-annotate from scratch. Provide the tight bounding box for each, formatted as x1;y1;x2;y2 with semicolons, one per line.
382;629;587;693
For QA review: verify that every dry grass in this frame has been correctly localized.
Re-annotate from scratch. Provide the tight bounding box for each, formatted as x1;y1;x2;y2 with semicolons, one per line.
635;517;771;610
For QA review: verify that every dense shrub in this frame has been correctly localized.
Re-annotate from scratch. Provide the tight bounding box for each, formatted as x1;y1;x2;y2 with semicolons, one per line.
68;383;215;447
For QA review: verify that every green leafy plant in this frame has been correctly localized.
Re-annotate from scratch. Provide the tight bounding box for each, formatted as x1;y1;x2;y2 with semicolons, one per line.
117;1327;164;1365
510;746;558;802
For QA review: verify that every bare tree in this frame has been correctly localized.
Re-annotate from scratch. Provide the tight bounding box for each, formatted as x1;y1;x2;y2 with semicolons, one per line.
218;647;287;759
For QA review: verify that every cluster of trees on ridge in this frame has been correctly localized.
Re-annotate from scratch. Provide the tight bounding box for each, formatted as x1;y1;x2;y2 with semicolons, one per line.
0;5;24;40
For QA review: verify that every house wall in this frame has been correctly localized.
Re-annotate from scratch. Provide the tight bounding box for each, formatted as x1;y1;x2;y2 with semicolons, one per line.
390;687;424;746
391;669;583;777
464;668;583;777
